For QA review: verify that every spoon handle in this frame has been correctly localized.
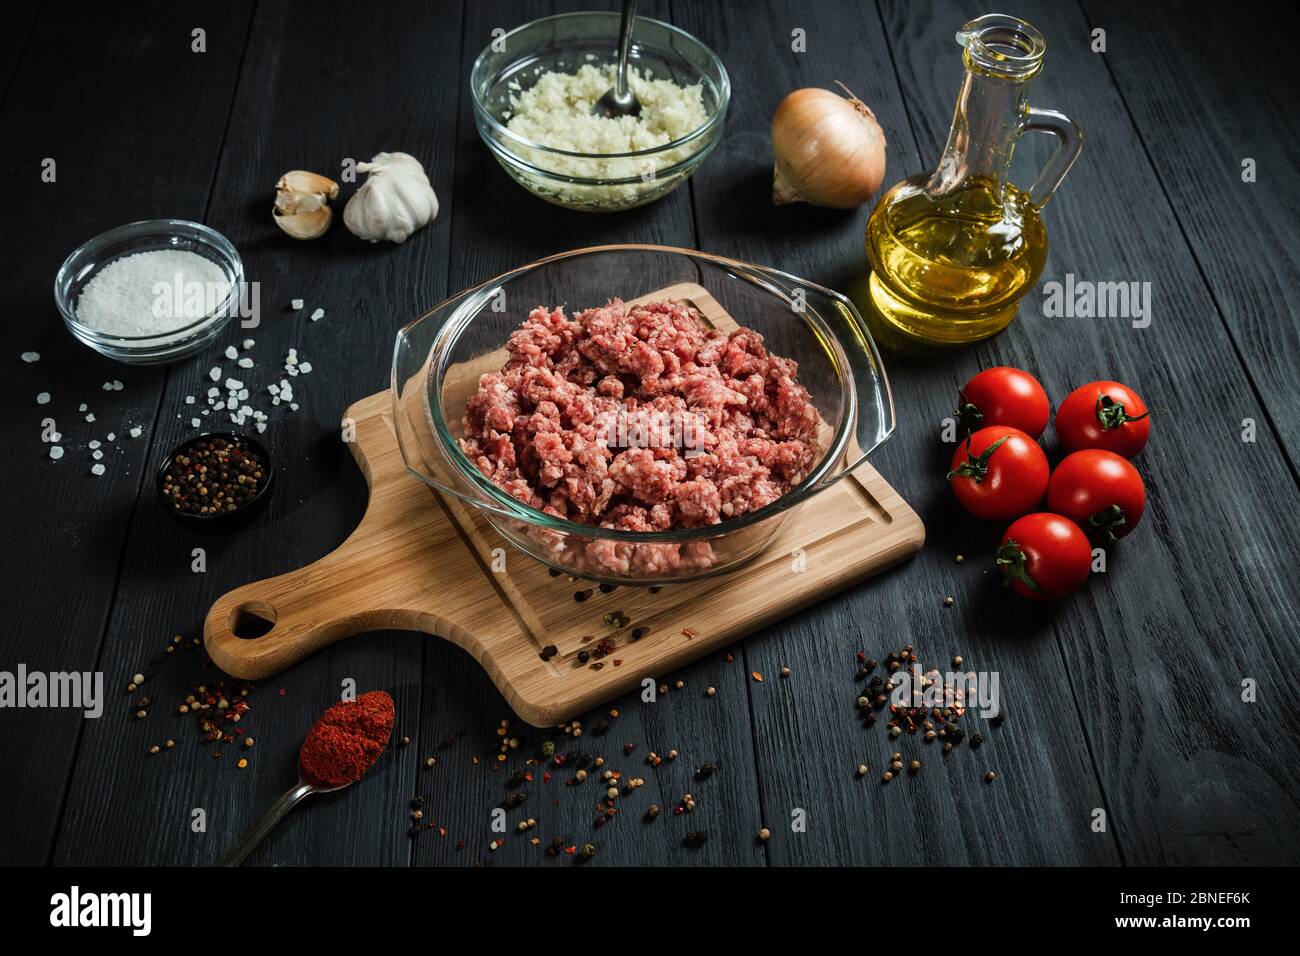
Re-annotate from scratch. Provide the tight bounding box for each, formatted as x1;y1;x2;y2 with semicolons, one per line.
216;780;315;867
615;0;638;96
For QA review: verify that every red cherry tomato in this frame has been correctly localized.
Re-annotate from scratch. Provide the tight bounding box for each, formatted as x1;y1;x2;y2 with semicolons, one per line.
1047;450;1146;542
997;513;1093;601
956;367;1051;439
1056;380;1151;458
947;426;1049;521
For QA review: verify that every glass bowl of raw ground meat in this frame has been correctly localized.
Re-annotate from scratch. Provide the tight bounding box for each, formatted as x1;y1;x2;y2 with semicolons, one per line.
392;245;895;585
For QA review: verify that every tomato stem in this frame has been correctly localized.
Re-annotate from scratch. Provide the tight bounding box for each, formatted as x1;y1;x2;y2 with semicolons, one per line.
946;435;1009;484
996;540;1045;595
1095;394;1150;431
954;392;983;433
1088;504;1127;543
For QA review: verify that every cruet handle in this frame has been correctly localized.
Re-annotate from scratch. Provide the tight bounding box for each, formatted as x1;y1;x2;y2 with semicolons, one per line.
1021;107;1084;208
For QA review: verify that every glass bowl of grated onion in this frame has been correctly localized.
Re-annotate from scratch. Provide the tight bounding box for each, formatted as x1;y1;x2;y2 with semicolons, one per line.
471;12;729;212
55;219;244;365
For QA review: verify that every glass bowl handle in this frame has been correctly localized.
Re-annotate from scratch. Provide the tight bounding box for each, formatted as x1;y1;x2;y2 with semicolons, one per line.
391;293;539;524
813;294;897;488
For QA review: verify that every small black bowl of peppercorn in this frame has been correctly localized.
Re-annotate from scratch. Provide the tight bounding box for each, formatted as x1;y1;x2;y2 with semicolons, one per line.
157;432;274;530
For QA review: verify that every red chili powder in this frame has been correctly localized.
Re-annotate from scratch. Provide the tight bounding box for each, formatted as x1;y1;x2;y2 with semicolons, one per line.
299;691;395;787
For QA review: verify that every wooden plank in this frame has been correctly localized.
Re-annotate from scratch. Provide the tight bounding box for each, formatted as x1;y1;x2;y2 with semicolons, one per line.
872;0;1300;863
0;5;39;106
51;0;464;866
1082;0;1300;470
674;0;1124;866
0;0;254;865
408;0;769;867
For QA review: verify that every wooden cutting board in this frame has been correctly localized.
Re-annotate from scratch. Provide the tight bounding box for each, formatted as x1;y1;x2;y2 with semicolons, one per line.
204;285;925;726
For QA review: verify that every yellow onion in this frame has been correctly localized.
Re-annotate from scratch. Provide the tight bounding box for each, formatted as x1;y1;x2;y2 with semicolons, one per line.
771;82;887;209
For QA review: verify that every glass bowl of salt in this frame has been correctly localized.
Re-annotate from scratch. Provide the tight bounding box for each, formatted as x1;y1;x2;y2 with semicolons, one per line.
55;219;244;365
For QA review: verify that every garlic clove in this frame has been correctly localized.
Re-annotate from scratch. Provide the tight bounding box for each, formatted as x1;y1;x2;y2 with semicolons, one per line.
273;169;340;239
277;170;340;201
274;206;333;240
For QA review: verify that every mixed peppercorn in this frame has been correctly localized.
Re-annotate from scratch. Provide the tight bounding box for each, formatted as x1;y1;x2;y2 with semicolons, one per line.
161;435;266;516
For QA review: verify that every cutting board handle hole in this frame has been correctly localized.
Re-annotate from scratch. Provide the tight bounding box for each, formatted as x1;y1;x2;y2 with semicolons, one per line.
230;602;277;639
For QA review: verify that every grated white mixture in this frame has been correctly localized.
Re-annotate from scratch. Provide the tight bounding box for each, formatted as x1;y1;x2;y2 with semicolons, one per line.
507;64;707;156
77;250;230;337
503;64;709;207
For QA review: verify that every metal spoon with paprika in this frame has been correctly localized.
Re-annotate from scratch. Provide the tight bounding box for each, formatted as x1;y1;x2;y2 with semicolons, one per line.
217;691;395;866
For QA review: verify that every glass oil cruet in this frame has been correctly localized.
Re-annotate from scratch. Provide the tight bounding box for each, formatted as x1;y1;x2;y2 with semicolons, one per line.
865;13;1083;346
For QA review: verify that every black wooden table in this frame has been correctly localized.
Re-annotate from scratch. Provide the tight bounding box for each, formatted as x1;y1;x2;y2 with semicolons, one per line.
3;0;1297;868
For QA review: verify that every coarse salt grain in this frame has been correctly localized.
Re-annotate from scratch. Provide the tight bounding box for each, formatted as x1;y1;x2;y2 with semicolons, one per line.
85;413;96;423
92;450;104;460
209;367;222;382
224;346;239;360
242;339;255;349
36;392;50;404
237;357;253;368
310;308;324;321
21;351;40;363
290;299;304;310
90;463;106;476
49;446;64;460
88;440;101;449
76;250;230;337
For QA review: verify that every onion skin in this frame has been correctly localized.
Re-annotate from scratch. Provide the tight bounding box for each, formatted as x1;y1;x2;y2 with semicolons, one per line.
771;84;887;209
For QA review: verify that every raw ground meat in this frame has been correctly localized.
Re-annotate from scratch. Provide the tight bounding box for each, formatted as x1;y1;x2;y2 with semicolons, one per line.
459;299;822;575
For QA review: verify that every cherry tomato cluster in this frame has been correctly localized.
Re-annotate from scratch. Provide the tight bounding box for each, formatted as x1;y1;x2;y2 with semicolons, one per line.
947;368;1152;602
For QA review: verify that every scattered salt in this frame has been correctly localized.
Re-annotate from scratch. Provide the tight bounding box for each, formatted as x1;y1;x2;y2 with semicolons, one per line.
129;426;143;438
21;351;40;363
224;345;239;360
242;338;255;349
88;440;101;450
299;362;313;374
107;433;116;441
209;367;222;382
237;357;253;369
191;418;201;428
49;446;64;460
310;308;324;321
84;413;96;423
78;403;88;412
92;450;104;460
290;299;304;310
36;392;50;405
90;463;106;476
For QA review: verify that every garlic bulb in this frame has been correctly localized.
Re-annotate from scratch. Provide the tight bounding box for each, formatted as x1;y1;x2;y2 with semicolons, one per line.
343;152;439;243
273;170;339;240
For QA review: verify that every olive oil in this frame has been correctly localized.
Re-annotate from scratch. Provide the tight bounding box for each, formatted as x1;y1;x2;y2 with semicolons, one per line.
866;174;1048;345
863;14;1081;348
